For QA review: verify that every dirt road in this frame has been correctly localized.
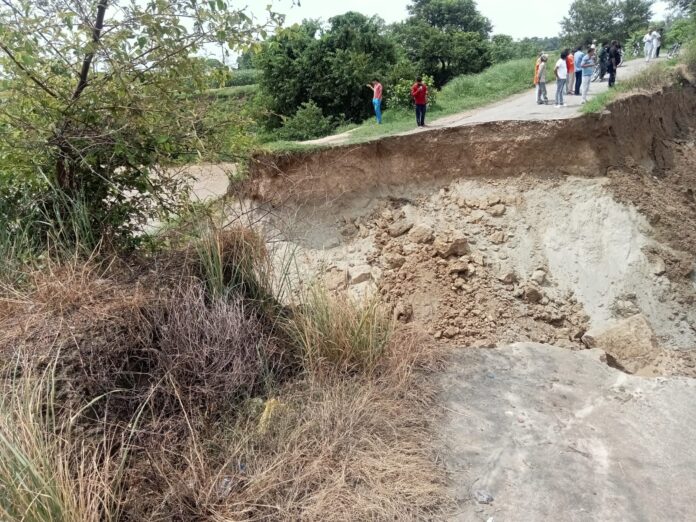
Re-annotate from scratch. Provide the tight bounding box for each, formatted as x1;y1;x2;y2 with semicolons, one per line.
305;58;649;146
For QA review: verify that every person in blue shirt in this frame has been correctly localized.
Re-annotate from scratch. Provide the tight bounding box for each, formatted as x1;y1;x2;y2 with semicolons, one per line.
579;47;596;103
573;47;584;95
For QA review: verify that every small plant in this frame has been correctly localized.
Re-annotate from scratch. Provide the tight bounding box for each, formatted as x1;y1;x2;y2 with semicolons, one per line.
288;285;393;374
277;101;337;141
386;74;437;110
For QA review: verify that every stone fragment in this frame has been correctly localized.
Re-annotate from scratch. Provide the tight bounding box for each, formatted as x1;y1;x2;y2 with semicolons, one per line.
490;231;506;244
523;285;543;303
324;269;347;290
348;265;373;285
408;224;434;244
393;301;413;323
443;326;460;339
383;253;405;269
531;269;547;285
488;204;506;217
471;252;486;266
435;234;470;258
449;261;469;275
388;219;413;237
474;490;494;504
653;257;666;276
498;270;517;285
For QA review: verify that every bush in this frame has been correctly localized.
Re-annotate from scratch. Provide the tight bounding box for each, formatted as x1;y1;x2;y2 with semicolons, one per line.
386;75;437;110
277;101;337;141
226;68;261;87
287;285;393;374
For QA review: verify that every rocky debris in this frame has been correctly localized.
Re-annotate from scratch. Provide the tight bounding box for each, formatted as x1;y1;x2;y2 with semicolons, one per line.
473;490;494;504
324;268;347;290
612;295;641;318
531;269;547;285
383;253;406;269
522;285;543;303
434;234;469;258
581;314;659;374
443;326;460;339
348;265;373;285
488;203;506;217
470;251;486;266
393;301;413;323
490;230;506;244
408;224;434;244
388;219;413;237
498;269;517;285
653;256;667;276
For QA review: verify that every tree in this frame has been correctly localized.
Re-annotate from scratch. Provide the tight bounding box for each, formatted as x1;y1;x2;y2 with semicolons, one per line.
490;34;515;63
256;13;397;125
395;0;492;86
0;0;273;249
407;0;492;36
561;0;654;46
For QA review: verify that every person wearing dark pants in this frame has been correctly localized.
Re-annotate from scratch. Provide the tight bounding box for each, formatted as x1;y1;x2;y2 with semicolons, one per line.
411;76;428;127
573;47;584;95
608;40;620;88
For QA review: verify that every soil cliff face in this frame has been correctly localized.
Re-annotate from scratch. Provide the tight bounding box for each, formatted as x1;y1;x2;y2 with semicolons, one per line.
246;84;696;205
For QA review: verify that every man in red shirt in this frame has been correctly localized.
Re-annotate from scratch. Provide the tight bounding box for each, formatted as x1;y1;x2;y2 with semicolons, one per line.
411;77;428;127
366;78;383;124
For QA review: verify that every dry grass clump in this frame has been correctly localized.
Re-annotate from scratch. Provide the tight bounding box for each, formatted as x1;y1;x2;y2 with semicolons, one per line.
0;227;451;521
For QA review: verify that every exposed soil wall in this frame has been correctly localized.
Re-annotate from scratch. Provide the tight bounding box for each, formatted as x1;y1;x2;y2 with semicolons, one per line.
246;84;696;205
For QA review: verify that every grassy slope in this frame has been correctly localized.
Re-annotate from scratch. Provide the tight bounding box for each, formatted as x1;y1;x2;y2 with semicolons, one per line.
264;58;535;151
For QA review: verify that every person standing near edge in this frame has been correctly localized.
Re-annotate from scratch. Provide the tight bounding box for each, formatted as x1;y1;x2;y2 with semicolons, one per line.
573;46;584;95
411;76;428;127
643;30;653;62
366;78;383;124
579;47;596;104
536;54;548;104
565;48;575;95
554;50;568;108
608;40;620;88
651;28;661;59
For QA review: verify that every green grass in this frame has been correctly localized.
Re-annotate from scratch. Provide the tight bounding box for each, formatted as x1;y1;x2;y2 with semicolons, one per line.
207;84;258;99
580;61;673;113
264;58;535;151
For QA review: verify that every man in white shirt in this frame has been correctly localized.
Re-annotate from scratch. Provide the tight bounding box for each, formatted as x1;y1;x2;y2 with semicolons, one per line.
643;31;653;62
651;29;662;59
554;50;569;108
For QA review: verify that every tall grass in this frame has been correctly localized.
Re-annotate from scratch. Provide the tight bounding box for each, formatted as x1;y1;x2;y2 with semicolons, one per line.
581;60;675;114
287;285;393;374
0;362;122;522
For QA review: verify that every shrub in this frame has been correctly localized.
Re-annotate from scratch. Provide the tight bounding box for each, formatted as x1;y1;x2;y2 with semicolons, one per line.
277;101;337;141
226;68;261;87
386;74;438;110
287;285;393;374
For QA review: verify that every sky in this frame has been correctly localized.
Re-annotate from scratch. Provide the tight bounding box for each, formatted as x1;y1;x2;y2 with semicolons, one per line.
255;0;671;39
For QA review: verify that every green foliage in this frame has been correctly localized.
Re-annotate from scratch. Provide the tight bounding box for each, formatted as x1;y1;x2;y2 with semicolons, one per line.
666;16;696;44
277;101;337;141
227;69;261;86
394;0;493;87
0;0;271;253
407;0;493;36
256;13;397;125
561;0;653;46
386;75;437;110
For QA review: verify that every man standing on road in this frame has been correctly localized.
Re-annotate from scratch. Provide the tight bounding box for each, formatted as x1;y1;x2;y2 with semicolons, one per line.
536;54;548;104
579;47;596;104
608;41;620;88
573;47;584;95
651;28;662;59
367;78;383;124
599;43;609;81
554;50;568;108
643;30;653;62
411;76;428;127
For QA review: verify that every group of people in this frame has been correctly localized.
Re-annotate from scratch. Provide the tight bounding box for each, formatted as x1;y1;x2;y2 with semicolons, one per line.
643;29;662;61
367;77;428;127
534;41;623;107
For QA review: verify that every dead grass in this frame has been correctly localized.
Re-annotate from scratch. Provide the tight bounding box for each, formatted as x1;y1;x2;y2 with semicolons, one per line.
0;229;452;521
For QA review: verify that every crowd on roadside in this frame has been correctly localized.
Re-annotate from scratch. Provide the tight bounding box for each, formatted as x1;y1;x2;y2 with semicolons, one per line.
534;28;663;108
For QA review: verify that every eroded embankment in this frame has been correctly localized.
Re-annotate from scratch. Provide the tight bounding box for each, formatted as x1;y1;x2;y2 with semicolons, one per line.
246;84;696;205
235;84;696;378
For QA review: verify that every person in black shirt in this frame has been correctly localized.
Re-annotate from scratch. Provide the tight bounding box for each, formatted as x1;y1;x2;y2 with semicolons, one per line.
607;41;620;88
599;43;609;81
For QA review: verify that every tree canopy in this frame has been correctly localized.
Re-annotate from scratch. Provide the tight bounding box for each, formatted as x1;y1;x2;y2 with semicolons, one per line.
561;0;654;46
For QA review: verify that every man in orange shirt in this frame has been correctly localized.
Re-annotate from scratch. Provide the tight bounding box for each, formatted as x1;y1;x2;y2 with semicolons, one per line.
411;76;428;127
533;52;542;101
565;48;575;95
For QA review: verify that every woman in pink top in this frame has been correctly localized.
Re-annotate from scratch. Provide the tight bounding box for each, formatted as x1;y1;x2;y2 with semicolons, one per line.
367;78;383;124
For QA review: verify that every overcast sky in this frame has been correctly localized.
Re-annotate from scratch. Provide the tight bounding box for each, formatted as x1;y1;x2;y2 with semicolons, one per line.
257;0;670;39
